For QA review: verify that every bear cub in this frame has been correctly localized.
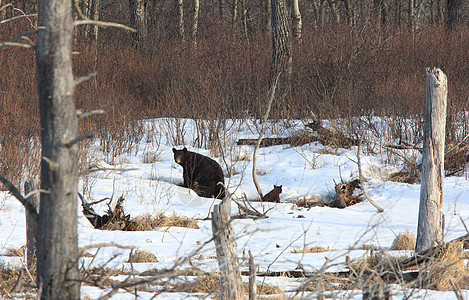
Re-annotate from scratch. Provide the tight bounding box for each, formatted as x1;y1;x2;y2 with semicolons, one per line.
173;147;225;199
262;185;282;203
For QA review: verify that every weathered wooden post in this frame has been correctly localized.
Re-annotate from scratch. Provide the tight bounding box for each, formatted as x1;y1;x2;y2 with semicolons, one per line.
24;180;39;267
212;196;244;299
415;67;447;252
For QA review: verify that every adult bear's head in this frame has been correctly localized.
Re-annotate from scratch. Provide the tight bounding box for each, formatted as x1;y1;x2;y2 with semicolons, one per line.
172;147;188;165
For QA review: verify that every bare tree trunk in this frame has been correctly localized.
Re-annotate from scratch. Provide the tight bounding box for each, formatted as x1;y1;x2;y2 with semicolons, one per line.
129;0;148;45
241;0;249;42
36;0;80;297
248;251;257;300
218;0;224;20
192;0;199;47
415;67;447;253
24;180;39;268
327;0;340;24
177;0;185;40
232;0;239;25
270;0;292;91
291;0;302;41
90;0;100;40
212;197;244;299
446;0;461;30
408;0;415;31
264;0;271;37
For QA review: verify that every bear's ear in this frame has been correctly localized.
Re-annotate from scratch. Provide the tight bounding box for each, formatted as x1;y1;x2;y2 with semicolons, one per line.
172;148;176;153
183;147;187;152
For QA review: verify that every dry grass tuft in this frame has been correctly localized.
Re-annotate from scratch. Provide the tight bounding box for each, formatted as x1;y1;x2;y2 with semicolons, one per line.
129;213;199;230
80;250;95;258
234;153;251;162
168;272;284;296
390;231;416;251
388;166;420;184
291;245;334;254
81;267;128;288
424;241;466;291
170;273;220;294
5;247;24;257
127;249;158;263
0;265;37;295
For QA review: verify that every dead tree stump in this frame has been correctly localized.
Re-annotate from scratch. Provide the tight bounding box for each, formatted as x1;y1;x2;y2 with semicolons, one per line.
416;67;447;252
212;196;244;299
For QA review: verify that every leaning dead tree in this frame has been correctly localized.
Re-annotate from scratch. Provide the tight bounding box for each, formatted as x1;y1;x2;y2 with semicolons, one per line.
252;73;280;200
415;67;447;252
212;196;244;299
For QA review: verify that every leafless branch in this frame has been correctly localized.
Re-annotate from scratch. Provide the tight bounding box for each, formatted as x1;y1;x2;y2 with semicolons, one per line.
75;72;97;85
0;175;39;216
0;13;37;25
74;20;136;32
77;109;105;119
253;72;281;200
357;134;384;213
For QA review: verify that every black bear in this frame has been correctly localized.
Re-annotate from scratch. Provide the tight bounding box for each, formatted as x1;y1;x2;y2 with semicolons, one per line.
262;185;282;203
173;147;225;199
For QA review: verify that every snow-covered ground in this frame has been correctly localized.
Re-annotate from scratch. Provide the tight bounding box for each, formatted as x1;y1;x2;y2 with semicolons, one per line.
0;118;468;299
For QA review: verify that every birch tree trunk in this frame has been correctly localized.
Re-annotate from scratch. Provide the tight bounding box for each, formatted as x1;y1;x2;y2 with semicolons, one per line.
177;0;184;41
212;197;244;299
291;0;302;41
415;67;447;253
90;0;100;40
408;0;415;32
36;0;80;297
191;0;200;47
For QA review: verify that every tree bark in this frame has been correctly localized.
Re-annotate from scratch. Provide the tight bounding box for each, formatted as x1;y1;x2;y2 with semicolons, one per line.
270;0;292;92
90;0;100;40
415;67;447;253
212;197;244;299
446;0;461;30
191;0;200;47
129;0;148;45
24;180;39;268
36;0;80;297
291;0;302;41
177;0;185;41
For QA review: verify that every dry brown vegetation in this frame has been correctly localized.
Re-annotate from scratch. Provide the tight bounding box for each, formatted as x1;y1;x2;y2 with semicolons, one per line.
291;245;334;254
127;250;158;263
390;231;416;251
98;212;199;231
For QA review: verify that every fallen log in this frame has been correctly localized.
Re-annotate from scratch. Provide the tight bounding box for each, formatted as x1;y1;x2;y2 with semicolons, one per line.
237;126;356;148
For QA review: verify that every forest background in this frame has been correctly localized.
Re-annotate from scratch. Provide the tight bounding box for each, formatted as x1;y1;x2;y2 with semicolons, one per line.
1;0;469;187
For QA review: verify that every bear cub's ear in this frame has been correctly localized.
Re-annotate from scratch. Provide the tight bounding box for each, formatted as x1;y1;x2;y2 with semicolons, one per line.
183;147;187;152
172;148;176;153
